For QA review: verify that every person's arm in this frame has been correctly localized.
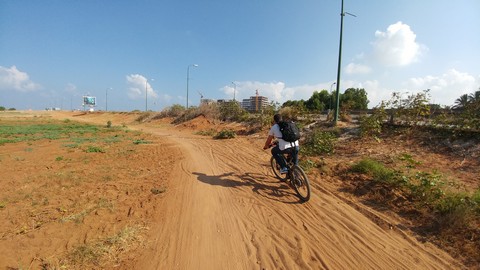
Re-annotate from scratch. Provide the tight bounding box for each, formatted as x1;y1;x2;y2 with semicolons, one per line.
263;135;274;150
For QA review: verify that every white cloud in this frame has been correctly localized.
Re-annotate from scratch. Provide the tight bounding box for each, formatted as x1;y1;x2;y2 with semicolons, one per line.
404;69;478;106
221;81;292;104
220;81;337;105
216;68;479;110
125;74;158;100
0;65;41;92
372;21;427;67
345;63;372;75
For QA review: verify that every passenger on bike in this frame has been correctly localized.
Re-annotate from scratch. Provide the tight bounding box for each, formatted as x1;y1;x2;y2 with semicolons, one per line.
263;114;299;174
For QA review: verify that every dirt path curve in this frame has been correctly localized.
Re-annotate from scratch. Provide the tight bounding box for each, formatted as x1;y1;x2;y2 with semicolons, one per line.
132;125;462;270
55;112;463;269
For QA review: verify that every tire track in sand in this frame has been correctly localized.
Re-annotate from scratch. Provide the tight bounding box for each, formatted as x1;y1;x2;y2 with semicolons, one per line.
134;127;463;270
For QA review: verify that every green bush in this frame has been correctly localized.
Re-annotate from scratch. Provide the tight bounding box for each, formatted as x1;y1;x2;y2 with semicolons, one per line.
434;192;474;229
278;107;297;121
218;101;247;122
214;129;236;139
359;105;388;137
302;129;336;156
408;171;445;204
435;192;470;214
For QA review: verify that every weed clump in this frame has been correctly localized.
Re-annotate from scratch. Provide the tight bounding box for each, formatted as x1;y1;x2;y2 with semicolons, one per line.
214;129;236;139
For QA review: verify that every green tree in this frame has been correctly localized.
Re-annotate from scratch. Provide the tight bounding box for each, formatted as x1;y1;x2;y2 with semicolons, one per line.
305;90;330;111
454;94;470;109
0;106;5;111
340;88;369;110
282;100;306;110
218;101;246;121
468;89;480;103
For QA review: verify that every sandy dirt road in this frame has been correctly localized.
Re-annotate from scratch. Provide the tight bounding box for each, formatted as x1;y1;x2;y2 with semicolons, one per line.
126;124;462;270
48;112;463;270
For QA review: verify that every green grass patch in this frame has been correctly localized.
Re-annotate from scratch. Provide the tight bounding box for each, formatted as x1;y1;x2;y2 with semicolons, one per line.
0;120;100;145
350;158;399;184
133;139;152;145
213;129;236;139
85;146;105;153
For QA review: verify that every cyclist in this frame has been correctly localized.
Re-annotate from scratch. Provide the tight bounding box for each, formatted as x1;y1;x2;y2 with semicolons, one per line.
263;114;299;174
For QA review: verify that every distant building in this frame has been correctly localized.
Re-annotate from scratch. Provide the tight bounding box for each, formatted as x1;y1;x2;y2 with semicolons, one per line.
240;94;269;112
200;98;215;105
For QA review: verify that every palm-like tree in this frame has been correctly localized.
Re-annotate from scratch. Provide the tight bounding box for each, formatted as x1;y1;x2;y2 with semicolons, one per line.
454;93;470;109
468;90;480;103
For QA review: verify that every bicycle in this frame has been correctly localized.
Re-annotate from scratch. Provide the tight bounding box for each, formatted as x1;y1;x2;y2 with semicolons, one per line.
269;144;311;202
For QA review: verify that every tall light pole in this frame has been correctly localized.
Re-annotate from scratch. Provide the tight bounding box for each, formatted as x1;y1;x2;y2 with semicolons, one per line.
329;82;336;111
186;64;198;109
333;0;356;125
231;81;237;101
106;87;111;111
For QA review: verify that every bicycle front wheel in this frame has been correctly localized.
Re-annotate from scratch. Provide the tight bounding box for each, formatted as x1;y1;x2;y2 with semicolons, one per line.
290;165;311;201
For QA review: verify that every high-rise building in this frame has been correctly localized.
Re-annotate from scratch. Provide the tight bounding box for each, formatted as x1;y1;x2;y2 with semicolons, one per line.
240;90;269;112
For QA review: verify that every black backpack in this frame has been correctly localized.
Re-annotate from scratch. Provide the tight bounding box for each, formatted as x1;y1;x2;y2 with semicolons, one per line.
278;121;300;142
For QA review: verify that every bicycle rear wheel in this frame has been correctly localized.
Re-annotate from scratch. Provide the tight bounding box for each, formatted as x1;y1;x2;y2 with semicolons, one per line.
270;156;288;181
290;165;311;201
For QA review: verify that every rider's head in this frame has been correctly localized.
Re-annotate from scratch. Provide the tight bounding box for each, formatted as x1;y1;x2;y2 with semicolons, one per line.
273;114;282;124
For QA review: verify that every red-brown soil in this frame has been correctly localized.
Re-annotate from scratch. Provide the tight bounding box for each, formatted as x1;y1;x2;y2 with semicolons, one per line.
0;110;477;269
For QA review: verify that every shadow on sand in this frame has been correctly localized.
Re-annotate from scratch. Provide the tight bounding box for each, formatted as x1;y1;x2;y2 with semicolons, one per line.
193;171;304;204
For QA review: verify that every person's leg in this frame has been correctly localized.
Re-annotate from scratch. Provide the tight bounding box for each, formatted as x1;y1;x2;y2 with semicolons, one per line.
293;146;299;165
281;147;298;165
271;145;287;169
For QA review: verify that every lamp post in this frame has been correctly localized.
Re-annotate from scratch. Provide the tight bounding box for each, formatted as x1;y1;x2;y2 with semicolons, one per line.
106;87;111;111
329;82;336;111
333;0;356;125
231;81;237;101
186;64;198;109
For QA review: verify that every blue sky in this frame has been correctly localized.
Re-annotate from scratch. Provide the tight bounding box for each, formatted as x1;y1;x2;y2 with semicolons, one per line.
1;0;479;111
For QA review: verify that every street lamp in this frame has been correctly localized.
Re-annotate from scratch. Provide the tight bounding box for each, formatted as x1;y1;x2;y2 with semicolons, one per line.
329;82;336;111
186;64;198;109
106;87;112;111
333;0;356;125
231;81;237;101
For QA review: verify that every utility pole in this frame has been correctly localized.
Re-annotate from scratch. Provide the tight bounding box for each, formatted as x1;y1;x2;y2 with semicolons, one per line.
333;0;356;125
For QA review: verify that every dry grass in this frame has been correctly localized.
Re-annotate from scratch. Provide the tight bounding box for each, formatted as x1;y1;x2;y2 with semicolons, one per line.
40;225;147;269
